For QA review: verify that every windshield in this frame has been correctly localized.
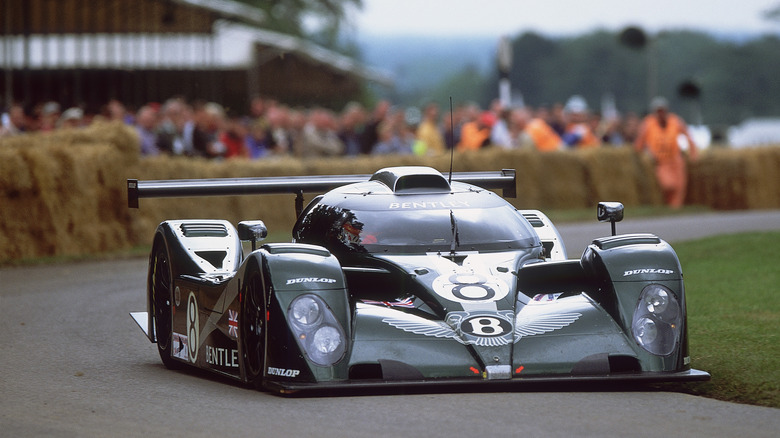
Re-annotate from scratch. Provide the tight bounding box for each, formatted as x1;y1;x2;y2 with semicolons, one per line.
294;203;539;255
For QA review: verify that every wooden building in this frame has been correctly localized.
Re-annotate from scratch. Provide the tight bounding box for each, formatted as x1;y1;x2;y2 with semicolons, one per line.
0;0;392;113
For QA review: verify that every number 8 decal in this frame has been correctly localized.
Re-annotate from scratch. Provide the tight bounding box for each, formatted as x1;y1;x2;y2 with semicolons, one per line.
186;292;199;363
432;272;509;303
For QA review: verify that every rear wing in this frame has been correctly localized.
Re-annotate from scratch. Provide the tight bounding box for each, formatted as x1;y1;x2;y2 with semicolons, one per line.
128;169;516;216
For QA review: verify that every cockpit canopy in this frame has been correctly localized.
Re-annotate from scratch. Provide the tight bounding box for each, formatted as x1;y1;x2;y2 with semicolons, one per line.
292;181;540;257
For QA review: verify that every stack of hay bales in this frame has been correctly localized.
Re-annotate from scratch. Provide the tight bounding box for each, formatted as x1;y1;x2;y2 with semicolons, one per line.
1;122;778;264
0;122;139;261
688;147;780;210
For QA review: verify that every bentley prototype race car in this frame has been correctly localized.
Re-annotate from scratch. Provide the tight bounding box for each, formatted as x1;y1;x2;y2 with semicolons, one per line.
128;166;709;393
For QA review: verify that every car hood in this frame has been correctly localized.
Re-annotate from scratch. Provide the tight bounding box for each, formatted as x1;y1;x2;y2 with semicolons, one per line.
352;250;591;378
373;250;537;311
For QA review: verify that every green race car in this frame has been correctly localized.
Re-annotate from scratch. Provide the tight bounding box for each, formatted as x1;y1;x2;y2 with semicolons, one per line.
129;166;709;393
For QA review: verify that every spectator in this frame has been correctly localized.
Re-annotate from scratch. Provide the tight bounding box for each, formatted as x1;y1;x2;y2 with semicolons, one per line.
562;95;600;148
192;102;227;158
219;116;249;159
264;105;293;156
588;112;603;143
621;112;641;145
106;99;133;124
548;103;567;137
157;98;195;155
299;108;344;158
443;104;466;150
135;105;160;155
57;107;85;129
395;108;417;154
508;108;533;149
635;96;698;208
0;103;28;137
338;102;365;156
39;101;61;132
372;119;413;155
491;107;513;149
359;100;390;154
249;95;267;120
511;107;562;151
415;102;446;155
458;110;494;151
287;109;307;157
599;115;625;146
246;120;270;159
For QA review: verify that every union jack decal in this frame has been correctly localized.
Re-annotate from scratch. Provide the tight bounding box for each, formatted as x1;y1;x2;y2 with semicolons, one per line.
228;309;238;338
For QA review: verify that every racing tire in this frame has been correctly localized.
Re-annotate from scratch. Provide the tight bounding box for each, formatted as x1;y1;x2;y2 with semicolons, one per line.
150;239;182;370
241;268;266;389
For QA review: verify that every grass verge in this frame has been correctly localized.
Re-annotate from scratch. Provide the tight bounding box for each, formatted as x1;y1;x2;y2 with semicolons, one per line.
674;231;780;408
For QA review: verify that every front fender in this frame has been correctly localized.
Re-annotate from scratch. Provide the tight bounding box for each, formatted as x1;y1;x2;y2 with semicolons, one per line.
582;234;689;372
248;243;351;384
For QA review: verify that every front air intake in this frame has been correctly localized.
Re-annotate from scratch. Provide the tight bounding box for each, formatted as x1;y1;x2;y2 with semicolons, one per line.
522;213;545;227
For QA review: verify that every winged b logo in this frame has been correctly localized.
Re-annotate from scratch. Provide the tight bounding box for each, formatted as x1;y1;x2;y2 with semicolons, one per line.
382;306;581;346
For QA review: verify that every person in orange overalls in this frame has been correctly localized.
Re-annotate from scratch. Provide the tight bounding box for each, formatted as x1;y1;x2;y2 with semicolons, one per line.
526;117;563;151
510;107;562;151
457;111;495;151
634;97;698;208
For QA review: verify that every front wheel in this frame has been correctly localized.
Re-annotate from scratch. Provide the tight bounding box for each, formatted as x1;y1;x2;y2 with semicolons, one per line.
241;269;266;388
150;240;181;370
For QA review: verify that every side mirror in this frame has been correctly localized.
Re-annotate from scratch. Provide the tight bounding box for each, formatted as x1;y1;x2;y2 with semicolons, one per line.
238;220;268;251
597;202;624;236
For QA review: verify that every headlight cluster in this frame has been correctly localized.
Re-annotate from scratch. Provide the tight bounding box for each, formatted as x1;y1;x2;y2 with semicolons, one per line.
631;284;681;356
288;294;346;366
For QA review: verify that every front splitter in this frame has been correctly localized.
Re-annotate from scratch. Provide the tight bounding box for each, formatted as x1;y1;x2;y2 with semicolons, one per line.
263;368;711;395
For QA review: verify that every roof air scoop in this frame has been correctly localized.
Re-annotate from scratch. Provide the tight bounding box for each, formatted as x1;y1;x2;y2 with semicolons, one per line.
370;166;451;194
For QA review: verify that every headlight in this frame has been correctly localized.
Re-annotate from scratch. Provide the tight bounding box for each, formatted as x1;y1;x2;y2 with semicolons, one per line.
312;326;342;354
290;296;322;326
632;317;658;346
287;294;346;367
632;284;681;356
643;288;668;313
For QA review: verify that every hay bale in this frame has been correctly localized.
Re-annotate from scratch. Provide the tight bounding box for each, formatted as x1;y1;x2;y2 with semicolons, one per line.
688;149;748;210
579;147;664;207
2;128;778;264
534;151;590;209
0;123;138;261
743;148;780;209
687;147;780;210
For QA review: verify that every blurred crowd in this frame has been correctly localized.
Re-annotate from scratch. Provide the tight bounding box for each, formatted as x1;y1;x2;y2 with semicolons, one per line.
1;94;698;208
0;95;645;158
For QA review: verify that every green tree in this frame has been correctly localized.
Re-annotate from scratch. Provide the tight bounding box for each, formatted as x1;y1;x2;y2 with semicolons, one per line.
426;65;489;109
506;32;559;105
478;29;780;126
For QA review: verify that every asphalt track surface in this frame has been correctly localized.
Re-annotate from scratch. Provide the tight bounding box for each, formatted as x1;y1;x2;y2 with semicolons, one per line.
2;210;779;437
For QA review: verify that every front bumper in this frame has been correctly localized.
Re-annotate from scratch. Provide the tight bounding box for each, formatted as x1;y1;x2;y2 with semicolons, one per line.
264;368;711;395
